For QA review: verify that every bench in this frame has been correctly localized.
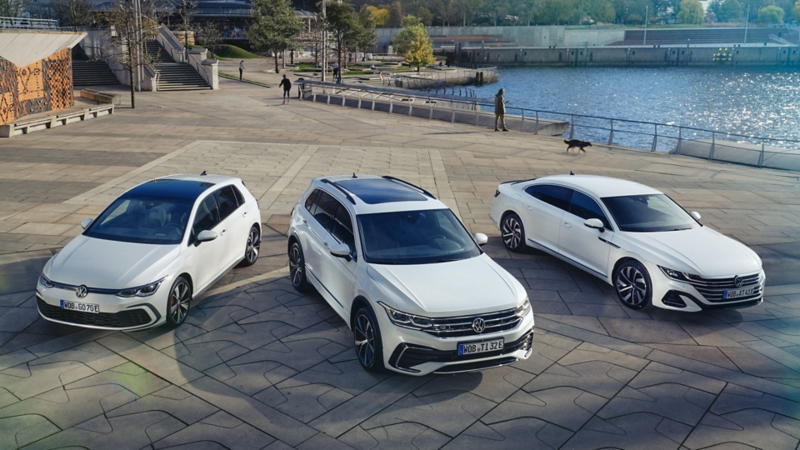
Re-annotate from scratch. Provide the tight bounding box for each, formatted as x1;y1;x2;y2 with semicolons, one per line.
0;105;115;138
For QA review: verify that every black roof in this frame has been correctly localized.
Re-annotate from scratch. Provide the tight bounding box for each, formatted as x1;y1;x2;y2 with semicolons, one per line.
337;178;428;205
122;179;215;202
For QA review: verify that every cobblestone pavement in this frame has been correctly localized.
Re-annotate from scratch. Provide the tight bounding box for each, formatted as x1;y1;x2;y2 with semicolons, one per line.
1;80;800;449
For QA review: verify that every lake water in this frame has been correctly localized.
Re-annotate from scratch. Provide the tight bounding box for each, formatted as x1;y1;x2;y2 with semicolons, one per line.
472;66;800;151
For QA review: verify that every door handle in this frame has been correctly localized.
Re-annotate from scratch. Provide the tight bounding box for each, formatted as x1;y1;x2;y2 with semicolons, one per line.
302;219;308;224
525;205;533;210
323;241;329;247
563;222;571;228
221;229;227;235
243;211;248;217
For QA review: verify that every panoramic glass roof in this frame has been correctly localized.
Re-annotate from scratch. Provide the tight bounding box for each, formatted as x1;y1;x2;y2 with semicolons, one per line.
337;178;428;205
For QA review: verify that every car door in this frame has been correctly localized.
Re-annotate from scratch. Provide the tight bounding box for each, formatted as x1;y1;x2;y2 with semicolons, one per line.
522;184;573;253
318;202;358;314
559;190;614;277
214;185;245;266
189;194;226;291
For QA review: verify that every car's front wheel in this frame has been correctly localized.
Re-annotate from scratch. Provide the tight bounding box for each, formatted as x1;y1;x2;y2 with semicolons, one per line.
238;225;260;267
614;260;652;310
166;276;192;327
501;212;525;252
288;240;310;292
354;305;384;372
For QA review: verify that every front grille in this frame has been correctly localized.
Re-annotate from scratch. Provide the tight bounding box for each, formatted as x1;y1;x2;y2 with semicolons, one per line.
423;307;522;338
683;273;763;303
390;329;534;371
37;297;153;328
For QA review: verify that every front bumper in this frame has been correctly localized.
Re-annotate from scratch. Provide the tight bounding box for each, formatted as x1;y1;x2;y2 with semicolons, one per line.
647;262;766;313
377;309;535;375
36;284;166;331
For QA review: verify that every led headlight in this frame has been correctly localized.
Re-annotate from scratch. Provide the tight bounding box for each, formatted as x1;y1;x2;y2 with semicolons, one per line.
379;302;434;330
516;297;531;317
659;266;699;282
39;273;54;289
117;278;165;298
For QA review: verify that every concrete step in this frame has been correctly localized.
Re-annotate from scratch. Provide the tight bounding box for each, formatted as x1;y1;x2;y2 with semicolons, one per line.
72;61;120;86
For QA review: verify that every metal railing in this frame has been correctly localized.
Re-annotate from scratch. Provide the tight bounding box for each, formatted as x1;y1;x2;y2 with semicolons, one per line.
0;16;59;30
300;80;800;172
379;66;497;97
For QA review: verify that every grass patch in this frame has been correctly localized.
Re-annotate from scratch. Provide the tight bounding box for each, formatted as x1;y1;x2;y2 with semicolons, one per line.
344;70;375;76
187;44;262;60
220;72;271;87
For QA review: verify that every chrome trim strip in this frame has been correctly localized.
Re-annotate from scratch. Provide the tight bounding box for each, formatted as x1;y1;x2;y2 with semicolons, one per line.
306;269;344;308
433;359;518;375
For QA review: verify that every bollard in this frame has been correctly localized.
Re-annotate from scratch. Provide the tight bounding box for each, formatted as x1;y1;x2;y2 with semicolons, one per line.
358;98;362;109
651;124;658;152
313;93;317;102
709;132;716;160
758;141;765;167
342;95;346;107
569;115;575;139
451;105;456;123
608;120;614;145
327;94;331;105
389;100;393;114
475;108;479;125
535;111;539;135
409;104;413;116
521;110;525;132
676;127;682;154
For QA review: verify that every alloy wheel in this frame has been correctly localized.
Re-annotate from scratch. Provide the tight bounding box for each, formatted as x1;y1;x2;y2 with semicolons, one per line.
502;216;522;249
354;313;376;368
170;279;191;324
289;243;304;288
245;228;260;264
616;265;647;307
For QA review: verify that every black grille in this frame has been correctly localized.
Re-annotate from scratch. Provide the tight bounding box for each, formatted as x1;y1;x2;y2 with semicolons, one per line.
661;290;687;308
37;297;153;328
390;329;534;371
683;273;763;303
423;307;523;338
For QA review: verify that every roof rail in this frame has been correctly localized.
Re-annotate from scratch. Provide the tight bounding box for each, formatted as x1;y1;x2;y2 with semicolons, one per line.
382;176;435;199
321;178;357;204
501;178;537;185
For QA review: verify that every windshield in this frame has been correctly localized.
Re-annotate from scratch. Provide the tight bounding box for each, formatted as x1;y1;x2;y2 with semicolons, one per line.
602;194;698;233
84;197;192;245
357;209;481;265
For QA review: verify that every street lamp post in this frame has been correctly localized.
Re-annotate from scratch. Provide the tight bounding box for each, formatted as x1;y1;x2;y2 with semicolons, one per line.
321;0;326;82
643;6;648;45
744;4;750;44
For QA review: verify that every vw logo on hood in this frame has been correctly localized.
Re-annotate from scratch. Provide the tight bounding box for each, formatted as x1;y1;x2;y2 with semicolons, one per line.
734;276;743;288
75;285;88;298
472;317;486;334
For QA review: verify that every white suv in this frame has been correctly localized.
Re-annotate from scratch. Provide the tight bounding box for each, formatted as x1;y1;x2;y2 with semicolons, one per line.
288;175;534;375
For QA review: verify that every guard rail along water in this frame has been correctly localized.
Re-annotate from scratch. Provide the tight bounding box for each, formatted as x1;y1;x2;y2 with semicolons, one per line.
299;80;800;172
0;17;59;30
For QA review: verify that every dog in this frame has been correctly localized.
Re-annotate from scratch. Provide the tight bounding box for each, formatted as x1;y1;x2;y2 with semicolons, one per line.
564;139;592;153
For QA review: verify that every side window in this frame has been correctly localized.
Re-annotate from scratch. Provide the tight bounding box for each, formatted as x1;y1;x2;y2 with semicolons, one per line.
304;189;320;213
232;185;245;206
192;195;220;238
330;204;355;254
525;184;573;211
311;190;339;230
215;186;239;221
569;191;612;229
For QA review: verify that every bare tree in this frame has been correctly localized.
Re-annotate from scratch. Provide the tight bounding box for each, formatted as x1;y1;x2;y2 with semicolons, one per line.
0;0;31;18
51;0;94;27
174;0;197;50
195;21;222;58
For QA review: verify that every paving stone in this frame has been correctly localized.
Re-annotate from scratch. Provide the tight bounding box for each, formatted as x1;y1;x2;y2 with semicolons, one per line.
266;383;353;422
185;305;259;331
540;314;609;335
685;409;800;449
225;337;349;374
183;321;298;351
0;360;95;399
524;360;637;398
237;302;338;329
711;383;800;421
276;360;388;396
127;323;207;350
297;431;356;450
0;387;19;408
512;339;571;375
31;340;127;372
598;317;697;345
413;365;534;403
442;418;572;450
280;317;354;348
600;383;717;426
341;423;449;450
0;307;39;332
0;414;59;449
162;340;250;372
558;342;649;371
153;411;274;449
0;349;36;371
563;413;689;450
646;343;741;371
482;387;606;432
630;362;727;394
65;361;170;397
206;360;296;396
106;385;218;425
98;333;204;386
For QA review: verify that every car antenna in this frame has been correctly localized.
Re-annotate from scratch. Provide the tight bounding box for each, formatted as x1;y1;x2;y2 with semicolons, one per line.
200;171;207;176
352;173;357;178
569;171;575;175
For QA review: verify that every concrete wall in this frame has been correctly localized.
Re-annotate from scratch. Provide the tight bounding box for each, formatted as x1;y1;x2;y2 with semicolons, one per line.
375;26;624;49
456;45;800;66
0;48;74;125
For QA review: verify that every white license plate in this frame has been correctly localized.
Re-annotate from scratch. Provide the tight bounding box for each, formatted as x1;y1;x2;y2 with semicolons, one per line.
458;338;504;356
724;287;756;300
60;300;100;313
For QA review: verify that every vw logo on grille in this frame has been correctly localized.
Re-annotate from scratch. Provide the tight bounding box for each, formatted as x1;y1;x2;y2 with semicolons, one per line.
734;276;743;288
472;318;486;334
75;285;88;298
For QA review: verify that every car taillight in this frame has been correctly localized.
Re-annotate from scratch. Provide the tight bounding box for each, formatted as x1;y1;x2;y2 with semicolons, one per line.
494;189;501;198
290;207;294;217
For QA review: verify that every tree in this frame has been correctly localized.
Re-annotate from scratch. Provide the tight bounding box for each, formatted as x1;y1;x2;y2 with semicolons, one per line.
456;0;484;25
51;0;93;27
355;5;378;55
0;0;30;17
757;4;784;21
417;5;435;24
578;0;616;22
432;0;459;25
248;0;302;74
676;0;704;22
404;23;434;71
392;15;422;55
324;0;357;81
387;1;403;26
367;5;389;26
195;22;222;58
793;0;800;20
482;0;510;25
538;0;575;24
174;0;196;52
711;0;743;21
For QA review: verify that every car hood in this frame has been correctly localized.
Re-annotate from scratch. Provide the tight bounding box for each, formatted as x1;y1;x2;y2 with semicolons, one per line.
625;226;762;277
46;235;180;288
367;254;525;316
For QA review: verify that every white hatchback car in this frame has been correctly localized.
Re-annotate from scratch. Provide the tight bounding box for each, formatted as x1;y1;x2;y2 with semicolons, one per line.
491;175;765;312
288;175;534;375
37;174;262;330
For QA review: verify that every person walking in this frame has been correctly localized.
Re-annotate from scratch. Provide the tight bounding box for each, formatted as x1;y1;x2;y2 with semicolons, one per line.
279;75;292;104
495;88;508;132
239;60;244;81
332;61;340;82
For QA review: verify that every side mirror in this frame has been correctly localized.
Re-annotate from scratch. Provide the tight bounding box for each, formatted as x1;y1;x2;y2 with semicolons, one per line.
690;211;702;221
329;242;352;261
196;230;218;243
80;218;93;230
584;218;605;232
474;233;488;246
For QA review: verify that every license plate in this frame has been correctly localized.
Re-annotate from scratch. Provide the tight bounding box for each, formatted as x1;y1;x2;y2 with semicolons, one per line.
724;287;756;300
60;300;100;313
458;338;504;356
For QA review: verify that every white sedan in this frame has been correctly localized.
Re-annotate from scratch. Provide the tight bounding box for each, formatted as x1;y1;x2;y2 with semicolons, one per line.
37;174;262;330
491;175;765;312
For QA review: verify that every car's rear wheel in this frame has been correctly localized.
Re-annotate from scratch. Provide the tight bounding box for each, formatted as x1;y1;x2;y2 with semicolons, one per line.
614;260;652;310
166;276;192;327
501;212;525;252
288;240;310;292
239;225;261;267
354;305;384;372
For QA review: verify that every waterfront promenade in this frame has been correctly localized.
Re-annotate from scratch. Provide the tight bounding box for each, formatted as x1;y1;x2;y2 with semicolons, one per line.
1;78;800;449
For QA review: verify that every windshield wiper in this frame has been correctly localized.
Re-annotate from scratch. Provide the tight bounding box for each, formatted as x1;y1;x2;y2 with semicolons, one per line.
434;258;465;263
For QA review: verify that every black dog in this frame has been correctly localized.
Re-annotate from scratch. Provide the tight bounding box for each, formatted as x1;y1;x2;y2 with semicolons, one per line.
564;139;592;153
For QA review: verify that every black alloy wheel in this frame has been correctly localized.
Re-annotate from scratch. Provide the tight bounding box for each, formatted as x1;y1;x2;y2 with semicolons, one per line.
354;306;384;372
501;212;525;252
166;276;192;327
615;260;652;310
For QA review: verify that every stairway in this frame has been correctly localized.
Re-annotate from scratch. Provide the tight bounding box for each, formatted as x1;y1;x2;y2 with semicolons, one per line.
146;40;210;91
72;61;120;86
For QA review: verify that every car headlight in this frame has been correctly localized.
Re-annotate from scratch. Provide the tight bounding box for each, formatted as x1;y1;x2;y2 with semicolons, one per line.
117;278;165;298
516;297;531;317
39;273;54;289
379;302;434;330
659;266;700;282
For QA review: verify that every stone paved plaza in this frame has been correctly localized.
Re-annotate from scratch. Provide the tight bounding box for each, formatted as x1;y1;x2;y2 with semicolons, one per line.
1;78;800;449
